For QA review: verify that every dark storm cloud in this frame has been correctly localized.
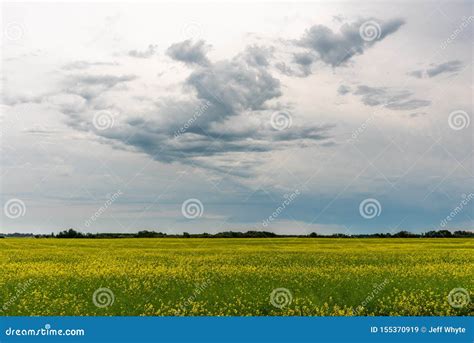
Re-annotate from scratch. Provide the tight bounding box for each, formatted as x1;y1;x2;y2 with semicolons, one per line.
297;18;405;69
408;60;464;78
342;84;431;110
166;40;211;66
95;112;333;170
99;46;333;166
128;44;158;58
58;44;334;175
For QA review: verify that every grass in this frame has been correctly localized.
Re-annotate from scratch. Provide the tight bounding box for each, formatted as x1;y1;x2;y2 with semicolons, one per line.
0;238;472;316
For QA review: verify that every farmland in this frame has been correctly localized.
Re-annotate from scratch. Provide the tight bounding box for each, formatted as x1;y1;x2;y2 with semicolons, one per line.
0;238;472;316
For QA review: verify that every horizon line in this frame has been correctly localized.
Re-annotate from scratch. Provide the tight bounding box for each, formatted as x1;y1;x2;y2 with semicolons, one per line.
2;228;473;238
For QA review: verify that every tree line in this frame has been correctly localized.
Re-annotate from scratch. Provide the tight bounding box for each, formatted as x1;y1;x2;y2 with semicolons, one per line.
1;229;473;238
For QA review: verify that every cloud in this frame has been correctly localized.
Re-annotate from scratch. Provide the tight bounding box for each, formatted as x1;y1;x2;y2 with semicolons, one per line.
1;93;43;106
337;84;351;95
409;112;427;118
408;60;463;78
1;73;135;107
62;61;119;70
385;98;431;111
166;40;211;66
292;52;317;76
57;45;334;176
408;70;423;78
128;44;158;58
185;52;282;115
93;109;333;175
62;74;137;100
242;45;274;67
343;84;431;110
297;18;405;69
274;62;295;76
47;93;88;114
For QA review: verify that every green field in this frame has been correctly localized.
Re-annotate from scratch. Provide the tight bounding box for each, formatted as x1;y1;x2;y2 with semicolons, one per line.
0;238;472;316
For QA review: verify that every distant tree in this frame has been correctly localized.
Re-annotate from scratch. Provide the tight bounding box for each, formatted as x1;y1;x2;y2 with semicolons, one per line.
331;233;350;238
7;228;473;239
453;230;474;238
437;230;453;237
393;231;418;238
424;230;455;238
245;231;277;238
57;228;84;238
423;231;436;237
136;230;166;238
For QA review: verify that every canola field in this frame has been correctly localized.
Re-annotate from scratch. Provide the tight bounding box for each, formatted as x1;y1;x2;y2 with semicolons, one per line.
0;238;472;316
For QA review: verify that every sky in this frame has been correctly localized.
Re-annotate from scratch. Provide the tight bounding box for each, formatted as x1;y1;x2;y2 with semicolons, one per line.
1;1;473;235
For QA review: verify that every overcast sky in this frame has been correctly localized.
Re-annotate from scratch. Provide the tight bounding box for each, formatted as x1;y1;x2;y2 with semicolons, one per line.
1;1;473;234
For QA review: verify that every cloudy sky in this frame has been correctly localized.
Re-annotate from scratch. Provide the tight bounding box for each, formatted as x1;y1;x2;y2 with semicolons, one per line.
1;1;472;234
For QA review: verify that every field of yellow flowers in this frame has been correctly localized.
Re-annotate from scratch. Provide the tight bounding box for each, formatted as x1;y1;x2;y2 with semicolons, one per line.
0;238;472;316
